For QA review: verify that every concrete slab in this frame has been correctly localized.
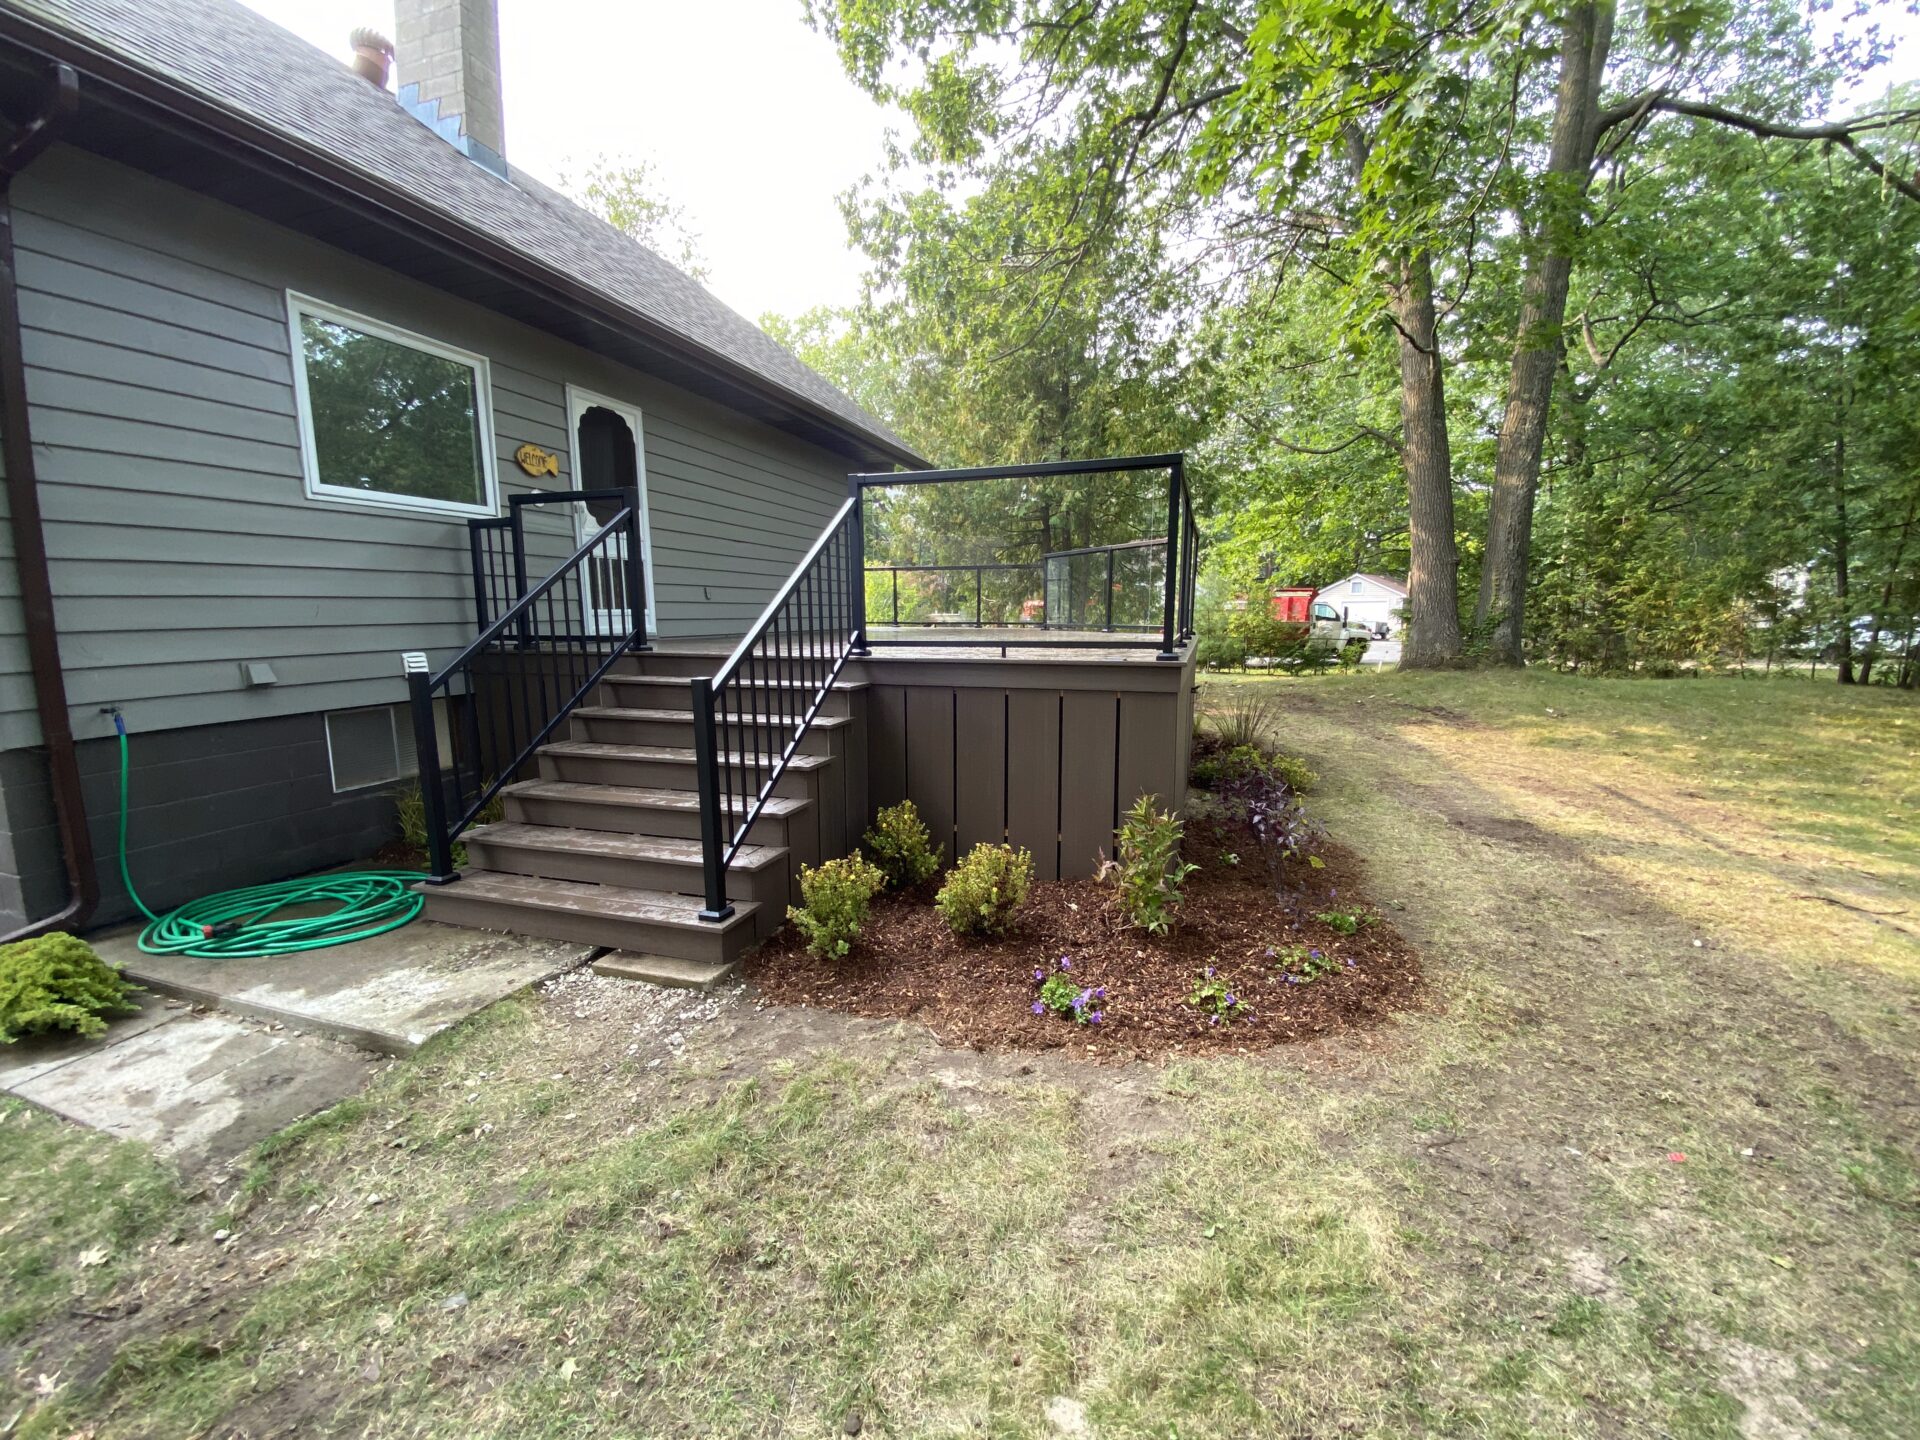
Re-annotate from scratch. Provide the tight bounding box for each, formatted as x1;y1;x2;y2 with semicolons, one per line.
93;922;593;1056
592;951;739;990
0;993;179;1090
10;1012;377;1170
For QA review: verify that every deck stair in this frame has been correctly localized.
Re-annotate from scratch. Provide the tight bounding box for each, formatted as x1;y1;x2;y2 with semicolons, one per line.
419;647;866;985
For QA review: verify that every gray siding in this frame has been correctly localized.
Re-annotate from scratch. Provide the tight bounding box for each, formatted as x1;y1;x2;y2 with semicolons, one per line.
0;146;853;753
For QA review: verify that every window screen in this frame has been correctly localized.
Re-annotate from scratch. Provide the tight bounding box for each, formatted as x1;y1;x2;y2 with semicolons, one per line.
325;705;419;792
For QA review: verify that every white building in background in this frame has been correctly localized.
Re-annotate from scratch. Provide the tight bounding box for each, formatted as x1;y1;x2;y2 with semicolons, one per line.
1327;573;1409;635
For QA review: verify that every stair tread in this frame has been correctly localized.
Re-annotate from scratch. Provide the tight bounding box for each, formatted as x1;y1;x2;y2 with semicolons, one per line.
422;871;759;930
576;705;852;729
503;779;811;816
466;821;783;871
542;739;832;771
608;674;869;692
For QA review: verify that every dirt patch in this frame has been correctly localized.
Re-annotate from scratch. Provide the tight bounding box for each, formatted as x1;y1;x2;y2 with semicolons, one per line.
747;818;1422;1062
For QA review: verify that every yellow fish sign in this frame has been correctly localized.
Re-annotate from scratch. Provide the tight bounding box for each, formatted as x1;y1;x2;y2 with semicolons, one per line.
514;443;559;478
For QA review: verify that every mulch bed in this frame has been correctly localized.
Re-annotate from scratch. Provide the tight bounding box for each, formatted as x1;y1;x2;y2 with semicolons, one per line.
746;812;1423;1062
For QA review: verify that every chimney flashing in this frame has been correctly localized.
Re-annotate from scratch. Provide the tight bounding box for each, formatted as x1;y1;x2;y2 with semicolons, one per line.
392;0;507;178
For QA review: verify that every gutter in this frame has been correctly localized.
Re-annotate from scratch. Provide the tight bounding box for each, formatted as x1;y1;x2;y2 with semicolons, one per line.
0;60;95;942
0;8;926;471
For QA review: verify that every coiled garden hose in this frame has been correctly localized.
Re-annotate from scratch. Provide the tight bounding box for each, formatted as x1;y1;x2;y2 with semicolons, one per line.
113;712;426;958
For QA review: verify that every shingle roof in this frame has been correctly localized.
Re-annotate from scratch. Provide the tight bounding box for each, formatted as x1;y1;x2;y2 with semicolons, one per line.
1350;573;1408;594
8;0;920;464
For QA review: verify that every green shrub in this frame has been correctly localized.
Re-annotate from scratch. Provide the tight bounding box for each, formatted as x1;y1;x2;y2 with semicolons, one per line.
934;843;1033;937
1102;794;1200;935
1228;609;1308;663
0;932;141;1043
862;800;941;888
395;783;503;869
787;855;886;959
1191;743;1318;795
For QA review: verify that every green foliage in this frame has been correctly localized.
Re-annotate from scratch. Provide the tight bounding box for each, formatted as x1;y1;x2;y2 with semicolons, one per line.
1317;906;1373;938
1269;943;1343;984
863;800;942;888
1205;691;1279;751
788;856;887;959
1186;965;1250;1025
1032;956;1104;1025
1103;795;1200;935
934;843;1033;937
559;154;709;280
1192;742;1318;797
395;784;501;869
0;933;141;1043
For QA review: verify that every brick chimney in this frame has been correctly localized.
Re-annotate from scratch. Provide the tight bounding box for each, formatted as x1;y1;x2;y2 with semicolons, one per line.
393;0;506;172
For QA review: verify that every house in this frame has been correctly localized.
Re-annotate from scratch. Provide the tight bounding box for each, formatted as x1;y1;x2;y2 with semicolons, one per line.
1325;573;1408;635
0;0;1198;968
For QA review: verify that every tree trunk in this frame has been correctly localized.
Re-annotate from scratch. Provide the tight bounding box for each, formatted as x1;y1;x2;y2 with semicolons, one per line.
1859;498;1915;685
1475;1;1617;665
1833;427;1854;684
1390;249;1462;667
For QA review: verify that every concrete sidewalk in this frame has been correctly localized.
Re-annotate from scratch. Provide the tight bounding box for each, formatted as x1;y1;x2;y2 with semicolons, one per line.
3;920;593;1169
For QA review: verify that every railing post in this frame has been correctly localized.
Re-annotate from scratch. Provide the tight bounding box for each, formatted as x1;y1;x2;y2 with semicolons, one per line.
1105;548;1116;632
690;676;734;922
510;503;533;651
405;661;459;884
620;485;651;652
467;520;491;632
847;479;870;656
891;568;899;626
1157;460;1182;660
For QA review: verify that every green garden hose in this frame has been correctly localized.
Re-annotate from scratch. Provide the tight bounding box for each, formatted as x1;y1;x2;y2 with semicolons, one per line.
113;712;426;958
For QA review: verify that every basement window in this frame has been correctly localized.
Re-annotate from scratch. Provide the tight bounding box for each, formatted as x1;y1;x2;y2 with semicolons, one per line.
288;293;498;518
326;704;419;792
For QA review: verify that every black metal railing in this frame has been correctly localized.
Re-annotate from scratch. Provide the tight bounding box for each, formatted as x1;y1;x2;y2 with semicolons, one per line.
865;561;1047;627
848;453;1196;658
691;498;858;920
409;489;649;882
1040;537;1168;633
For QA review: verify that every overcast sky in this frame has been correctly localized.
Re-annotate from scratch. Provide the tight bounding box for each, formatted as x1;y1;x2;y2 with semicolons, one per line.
240;0;895;324
240;1;1917;329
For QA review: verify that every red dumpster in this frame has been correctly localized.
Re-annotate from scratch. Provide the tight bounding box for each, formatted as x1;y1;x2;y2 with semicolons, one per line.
1271;586;1317;623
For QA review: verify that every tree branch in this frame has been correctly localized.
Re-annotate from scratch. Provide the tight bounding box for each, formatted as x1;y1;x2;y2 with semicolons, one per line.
1605;92;1920;203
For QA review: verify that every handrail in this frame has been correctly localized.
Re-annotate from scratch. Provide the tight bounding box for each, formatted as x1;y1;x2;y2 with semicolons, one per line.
693;497;859;920
407;486;649;882
851;452;1195;659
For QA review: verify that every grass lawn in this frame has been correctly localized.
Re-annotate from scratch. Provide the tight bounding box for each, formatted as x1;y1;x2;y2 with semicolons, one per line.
3;670;1916;1438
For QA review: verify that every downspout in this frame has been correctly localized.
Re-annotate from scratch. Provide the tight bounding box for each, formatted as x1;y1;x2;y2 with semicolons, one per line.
0;62;96;941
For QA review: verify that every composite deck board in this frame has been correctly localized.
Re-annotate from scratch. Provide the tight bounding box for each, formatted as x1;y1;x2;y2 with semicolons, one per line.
905;686;956;862
953;687;1007;853
1005;689;1062;880
1058;691;1120;876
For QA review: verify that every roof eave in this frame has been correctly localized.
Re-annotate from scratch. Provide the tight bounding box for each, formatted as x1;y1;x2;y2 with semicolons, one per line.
0;6;928;471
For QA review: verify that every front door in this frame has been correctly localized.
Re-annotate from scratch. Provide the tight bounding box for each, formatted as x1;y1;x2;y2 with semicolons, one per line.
565;386;657;637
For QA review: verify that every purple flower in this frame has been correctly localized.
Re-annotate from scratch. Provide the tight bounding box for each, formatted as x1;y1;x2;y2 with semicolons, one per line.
1093;987;1107;1000
1224;994;1237;1007
1345;957;1356;967
1032;1001;1045;1015
1060;956;1072;970
1034;968;1044;982
1285;975;1299;985
1205;965;1215;978
1089;1011;1103;1024
1209;1015;1220;1025
1310;949;1322;959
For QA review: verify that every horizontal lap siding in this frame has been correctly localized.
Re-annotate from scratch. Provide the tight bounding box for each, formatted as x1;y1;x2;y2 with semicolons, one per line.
0;148;856;750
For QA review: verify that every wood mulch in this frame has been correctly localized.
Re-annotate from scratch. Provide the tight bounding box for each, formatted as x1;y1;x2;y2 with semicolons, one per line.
746;812;1423;1062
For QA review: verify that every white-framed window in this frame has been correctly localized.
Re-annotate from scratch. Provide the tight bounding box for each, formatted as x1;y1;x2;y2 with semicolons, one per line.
287;292;499;518
1350;578;1364;594
325;700;451;792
